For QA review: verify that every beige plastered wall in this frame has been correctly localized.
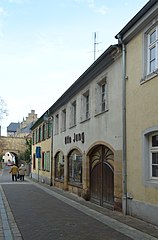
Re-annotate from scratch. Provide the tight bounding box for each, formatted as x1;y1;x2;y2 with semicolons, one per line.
126;32;158;205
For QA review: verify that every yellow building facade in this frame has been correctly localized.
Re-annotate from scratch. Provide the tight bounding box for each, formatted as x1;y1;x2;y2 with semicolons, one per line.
31;119;53;185
115;0;158;224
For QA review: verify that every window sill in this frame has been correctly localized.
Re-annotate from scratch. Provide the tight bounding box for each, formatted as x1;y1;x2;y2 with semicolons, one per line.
69;124;77;129
145;179;158;187
55;178;64;182
61;129;66;133
140;72;158;84
80;117;90;124
95;109;109;117
54;132;59;136
68;182;83;188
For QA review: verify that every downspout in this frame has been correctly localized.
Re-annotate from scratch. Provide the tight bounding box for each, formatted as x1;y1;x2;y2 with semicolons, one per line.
50;116;54;186
117;35;127;215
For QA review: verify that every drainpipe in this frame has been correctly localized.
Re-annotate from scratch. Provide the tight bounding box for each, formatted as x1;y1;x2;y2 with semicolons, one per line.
43;111;54;186
118;35;127;215
50;117;54;186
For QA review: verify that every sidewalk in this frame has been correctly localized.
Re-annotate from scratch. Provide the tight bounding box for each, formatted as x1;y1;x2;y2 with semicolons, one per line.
0;175;158;240
33;179;158;239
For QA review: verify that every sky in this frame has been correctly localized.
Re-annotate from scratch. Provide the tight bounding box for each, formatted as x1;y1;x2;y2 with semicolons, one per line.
0;0;149;136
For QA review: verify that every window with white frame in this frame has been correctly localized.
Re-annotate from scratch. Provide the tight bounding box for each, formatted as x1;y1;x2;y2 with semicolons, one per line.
54;114;59;135
147;27;158;74
70;100;76;128
81;90;90;122
61;109;66;132
149;134;158;179
95;78;108;115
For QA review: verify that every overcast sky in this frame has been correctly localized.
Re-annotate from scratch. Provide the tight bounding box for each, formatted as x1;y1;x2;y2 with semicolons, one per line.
0;0;149;135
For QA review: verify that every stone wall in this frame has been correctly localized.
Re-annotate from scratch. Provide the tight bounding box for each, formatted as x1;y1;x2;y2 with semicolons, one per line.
0;136;27;157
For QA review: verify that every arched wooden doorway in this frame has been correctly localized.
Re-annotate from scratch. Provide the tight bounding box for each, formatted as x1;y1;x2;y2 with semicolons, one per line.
90;145;114;207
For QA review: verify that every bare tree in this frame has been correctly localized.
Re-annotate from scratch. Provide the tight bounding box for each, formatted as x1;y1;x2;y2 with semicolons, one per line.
0;97;8;121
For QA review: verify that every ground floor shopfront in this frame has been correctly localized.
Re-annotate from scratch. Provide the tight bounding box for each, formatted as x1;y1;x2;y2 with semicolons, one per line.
53;141;122;211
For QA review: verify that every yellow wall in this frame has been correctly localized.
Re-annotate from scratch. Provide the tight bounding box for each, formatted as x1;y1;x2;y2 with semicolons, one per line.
32;138;51;179
126;32;158;204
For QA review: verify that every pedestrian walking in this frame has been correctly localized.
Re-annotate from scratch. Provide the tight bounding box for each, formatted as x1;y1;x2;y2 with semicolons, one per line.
9;164;19;181
18;164;26;181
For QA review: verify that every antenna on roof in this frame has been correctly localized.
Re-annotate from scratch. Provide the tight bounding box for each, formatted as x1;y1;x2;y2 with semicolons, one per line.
93;32;102;61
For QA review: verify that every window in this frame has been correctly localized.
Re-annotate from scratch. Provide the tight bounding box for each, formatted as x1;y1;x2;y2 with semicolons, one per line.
33;154;36;169
42;123;46;140
32;131;35;145
143;24;158;79
95;79;108;115
39;126;42;142
143;127;158;185
42;152;44;170
44;151;50;171
101;83;106;112
48;120;52;138
70;101;76;128
81;90;90;122
147;28;158;74
55;152;64;180
55;114;59;135
61;109;66;132
68;150;82;185
35;128;38;143
150;134;158;179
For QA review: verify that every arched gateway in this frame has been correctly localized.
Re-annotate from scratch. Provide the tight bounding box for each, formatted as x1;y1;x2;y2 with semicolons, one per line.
90;145;114;208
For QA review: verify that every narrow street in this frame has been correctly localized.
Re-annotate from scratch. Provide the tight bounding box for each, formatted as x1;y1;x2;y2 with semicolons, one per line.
0;166;158;240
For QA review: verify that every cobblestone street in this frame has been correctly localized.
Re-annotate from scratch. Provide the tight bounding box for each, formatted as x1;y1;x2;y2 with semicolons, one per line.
0;166;158;240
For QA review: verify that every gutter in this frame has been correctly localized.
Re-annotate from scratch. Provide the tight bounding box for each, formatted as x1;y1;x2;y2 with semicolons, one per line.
115;0;157;40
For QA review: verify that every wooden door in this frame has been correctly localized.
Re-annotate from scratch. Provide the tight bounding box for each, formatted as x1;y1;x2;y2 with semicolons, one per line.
90;145;114;207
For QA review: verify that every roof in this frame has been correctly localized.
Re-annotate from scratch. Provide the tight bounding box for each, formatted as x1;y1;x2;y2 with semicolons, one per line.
31;44;121;130
20;122;34;133
115;0;158;41
7;122;20;133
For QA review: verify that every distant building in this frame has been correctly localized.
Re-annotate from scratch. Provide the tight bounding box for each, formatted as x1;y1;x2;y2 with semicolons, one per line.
7;122;20;137
7;110;38;138
2;152;15;165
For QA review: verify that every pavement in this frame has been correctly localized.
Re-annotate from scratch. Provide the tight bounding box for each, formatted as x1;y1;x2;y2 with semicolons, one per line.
0;166;158;240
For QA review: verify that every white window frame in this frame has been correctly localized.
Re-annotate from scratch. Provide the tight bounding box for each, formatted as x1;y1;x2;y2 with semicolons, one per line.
149;134;158;180
95;78;108;115
147;27;158;75
70;100;76;128
142;127;158;186
81;90;90;122
61;109;66;132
